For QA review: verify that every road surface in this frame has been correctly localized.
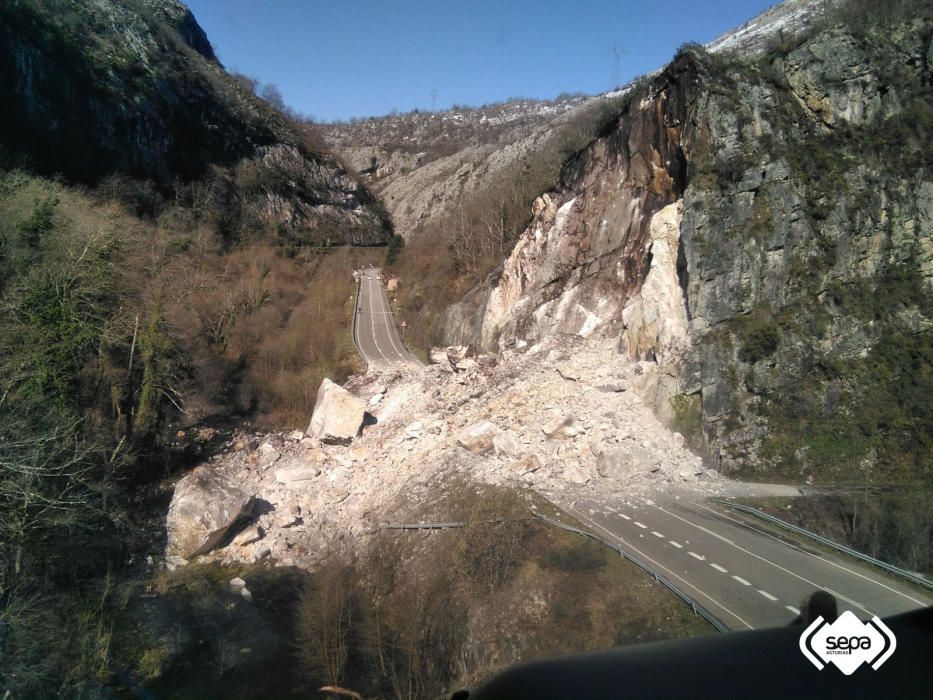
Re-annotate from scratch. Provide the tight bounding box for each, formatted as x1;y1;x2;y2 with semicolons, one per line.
567;495;932;630
353;267;420;368
350;268;931;630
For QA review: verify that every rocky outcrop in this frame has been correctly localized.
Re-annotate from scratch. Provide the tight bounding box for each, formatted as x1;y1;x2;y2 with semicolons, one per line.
446;56;695;352
143;0;216;60
443;18;933;481
319;97;588;238
307;378;367;445
0;0;389;245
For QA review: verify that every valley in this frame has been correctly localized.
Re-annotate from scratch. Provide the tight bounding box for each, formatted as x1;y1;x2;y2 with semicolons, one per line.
0;0;931;697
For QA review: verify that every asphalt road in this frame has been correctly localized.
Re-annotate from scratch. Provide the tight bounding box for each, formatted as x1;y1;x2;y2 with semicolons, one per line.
354;267;419;368
351;268;931;630
567;496;932;630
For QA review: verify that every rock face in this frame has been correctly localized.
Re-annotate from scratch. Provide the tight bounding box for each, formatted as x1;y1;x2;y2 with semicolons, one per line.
0;0;389;245
446;56;694;352
307;378;367;445
441;20;933;481
318;96;589;239
166;467;251;558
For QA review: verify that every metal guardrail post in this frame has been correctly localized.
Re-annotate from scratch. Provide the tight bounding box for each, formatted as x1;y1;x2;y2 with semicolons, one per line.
532;514;730;633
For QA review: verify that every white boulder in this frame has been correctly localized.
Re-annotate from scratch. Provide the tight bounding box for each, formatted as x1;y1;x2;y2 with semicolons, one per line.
456;421;500;454
307;378;367;445
166;467;251;558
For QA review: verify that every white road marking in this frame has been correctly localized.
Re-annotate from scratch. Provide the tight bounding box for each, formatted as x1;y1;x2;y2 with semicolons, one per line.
651;531;665;538
786;605;800;615
732;575;751;586
366;277;385;362
373;275;409;363
570;508;754;630
710;563;728;573
355;271;418;367
619;514;631;520
653;503;877;617
758;590;778;602
689;500;931;609
669;541;683;548
688;551;706;561
634;521;647;529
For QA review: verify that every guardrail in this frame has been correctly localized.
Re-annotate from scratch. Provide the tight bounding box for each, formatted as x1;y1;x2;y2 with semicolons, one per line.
533;514;730;632
350;272;368;374
716;500;933;591
381;514;729;633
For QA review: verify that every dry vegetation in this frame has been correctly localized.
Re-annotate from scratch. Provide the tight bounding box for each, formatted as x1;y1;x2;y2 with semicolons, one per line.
0;169;383;695
385;90;643;352
742;491;933;577
0;170;382;441
288;484;712;699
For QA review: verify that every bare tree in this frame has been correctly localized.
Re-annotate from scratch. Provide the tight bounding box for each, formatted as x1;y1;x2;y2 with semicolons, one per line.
296;551;358;688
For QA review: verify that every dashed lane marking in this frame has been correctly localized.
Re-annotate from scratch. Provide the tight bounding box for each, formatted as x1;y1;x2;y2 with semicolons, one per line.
733;575;752;586
689;500;931;610
786;605;800;615
669;541;683;548
652;503;877;617
619;514;631;520
634;521;648;529
651;531;665;538
759;590;778;602
569;508;754;630
710;563;728;573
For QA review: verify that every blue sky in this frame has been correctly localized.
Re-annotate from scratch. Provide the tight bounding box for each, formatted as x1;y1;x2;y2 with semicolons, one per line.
185;0;777;122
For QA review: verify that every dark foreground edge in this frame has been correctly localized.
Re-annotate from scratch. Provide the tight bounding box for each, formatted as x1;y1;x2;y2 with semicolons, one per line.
455;601;933;700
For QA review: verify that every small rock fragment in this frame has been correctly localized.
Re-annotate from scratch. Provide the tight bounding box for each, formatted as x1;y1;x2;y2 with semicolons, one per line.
232;525;263;546
456;421;500;454
275;465;321;486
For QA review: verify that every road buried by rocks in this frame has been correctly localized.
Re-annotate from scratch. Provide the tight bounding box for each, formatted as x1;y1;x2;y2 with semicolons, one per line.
165;335;797;572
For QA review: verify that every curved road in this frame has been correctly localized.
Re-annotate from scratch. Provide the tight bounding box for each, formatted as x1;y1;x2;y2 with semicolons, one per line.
568;495;932;630
353;267;420;368
349;269;931;631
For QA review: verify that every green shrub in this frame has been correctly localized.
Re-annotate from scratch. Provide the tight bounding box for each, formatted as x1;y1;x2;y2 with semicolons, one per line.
671;393;704;450
385;233;405;266
736;309;781;364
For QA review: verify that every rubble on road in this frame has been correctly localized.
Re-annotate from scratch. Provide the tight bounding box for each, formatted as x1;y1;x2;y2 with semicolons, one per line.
165;335;743;571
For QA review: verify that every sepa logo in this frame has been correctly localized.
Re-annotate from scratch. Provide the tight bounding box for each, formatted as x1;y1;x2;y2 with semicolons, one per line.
799;610;897;675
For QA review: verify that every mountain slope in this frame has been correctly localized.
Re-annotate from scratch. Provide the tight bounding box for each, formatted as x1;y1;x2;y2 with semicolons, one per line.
443;4;933;482
0;0;389;245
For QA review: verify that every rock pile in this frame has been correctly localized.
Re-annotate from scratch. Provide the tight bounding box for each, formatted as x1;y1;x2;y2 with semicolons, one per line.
165;336;732;571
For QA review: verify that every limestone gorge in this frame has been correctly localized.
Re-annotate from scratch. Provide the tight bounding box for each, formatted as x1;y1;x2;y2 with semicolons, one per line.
1;0;931;696
444;27;932;481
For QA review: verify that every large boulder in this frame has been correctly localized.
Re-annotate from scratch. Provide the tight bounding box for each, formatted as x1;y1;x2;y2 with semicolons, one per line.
166;467;251;558
593;444;654;480
307;378;367;445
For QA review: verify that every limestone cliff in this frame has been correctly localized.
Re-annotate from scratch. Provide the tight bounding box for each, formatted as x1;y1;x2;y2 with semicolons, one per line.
445;13;933;482
0;0;389;245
